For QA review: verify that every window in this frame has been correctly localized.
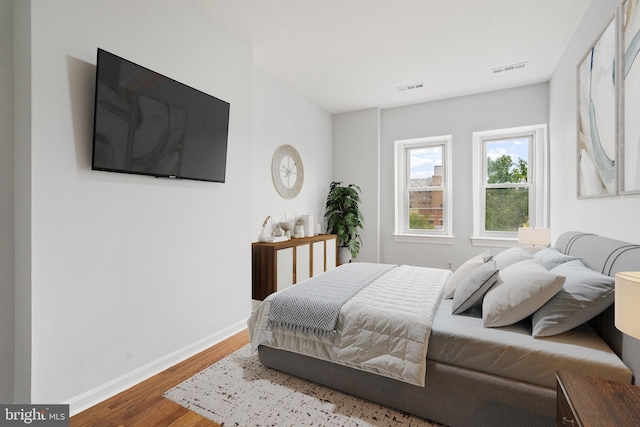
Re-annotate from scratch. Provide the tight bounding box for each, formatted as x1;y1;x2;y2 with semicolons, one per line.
394;136;453;244
472;125;548;246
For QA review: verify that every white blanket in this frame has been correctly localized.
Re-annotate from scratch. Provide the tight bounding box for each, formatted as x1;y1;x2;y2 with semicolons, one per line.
248;264;451;386
269;263;396;337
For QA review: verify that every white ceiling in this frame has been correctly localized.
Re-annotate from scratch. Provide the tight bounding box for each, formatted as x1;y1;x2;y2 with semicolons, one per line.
192;0;591;114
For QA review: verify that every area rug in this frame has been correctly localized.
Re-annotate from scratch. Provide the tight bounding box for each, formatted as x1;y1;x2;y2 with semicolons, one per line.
164;344;442;426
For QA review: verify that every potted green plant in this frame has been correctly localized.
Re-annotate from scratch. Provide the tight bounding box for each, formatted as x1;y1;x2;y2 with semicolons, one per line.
324;181;364;263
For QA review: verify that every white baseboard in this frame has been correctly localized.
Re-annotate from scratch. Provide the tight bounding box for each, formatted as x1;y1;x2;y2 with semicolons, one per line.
66;318;248;416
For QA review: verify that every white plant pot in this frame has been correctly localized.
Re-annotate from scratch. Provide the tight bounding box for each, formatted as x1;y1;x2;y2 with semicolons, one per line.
338;246;352;265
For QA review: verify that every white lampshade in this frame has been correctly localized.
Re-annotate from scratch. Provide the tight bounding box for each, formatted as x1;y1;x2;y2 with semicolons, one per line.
517;227;550;246
615;272;640;340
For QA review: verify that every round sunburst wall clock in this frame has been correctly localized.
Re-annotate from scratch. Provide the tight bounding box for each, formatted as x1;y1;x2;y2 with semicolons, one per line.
272;144;304;199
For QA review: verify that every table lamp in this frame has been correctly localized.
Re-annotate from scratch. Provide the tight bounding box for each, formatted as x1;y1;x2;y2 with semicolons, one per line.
615;272;640;340
518;227;550;253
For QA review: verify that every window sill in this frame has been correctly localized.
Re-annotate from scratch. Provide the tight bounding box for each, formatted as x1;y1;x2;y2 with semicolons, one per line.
470;236;518;248
393;234;455;245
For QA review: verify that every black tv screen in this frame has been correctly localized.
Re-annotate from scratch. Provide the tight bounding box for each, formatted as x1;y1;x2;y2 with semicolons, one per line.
91;48;230;183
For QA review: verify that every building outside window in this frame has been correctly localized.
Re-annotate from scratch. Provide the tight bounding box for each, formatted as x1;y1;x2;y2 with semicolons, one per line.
409;163;444;230
394;135;453;244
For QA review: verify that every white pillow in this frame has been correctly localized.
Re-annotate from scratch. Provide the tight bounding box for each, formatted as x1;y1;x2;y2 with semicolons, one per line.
452;260;499;315
493;247;534;270
443;251;492;299
483;259;565;328
531;259;614;337
533;247;579;270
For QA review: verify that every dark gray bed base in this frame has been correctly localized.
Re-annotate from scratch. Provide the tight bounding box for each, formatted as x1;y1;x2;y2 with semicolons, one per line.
257;232;640;427
259;346;555;427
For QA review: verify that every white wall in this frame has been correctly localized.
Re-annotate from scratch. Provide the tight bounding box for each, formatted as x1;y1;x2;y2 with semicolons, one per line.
332;108;380;262
24;0;252;410
549;0;640;243
251;67;332;239
378;84;549;270
0;0;15;404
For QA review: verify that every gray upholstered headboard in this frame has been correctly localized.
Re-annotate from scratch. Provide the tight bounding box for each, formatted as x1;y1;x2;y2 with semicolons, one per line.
555;231;640;385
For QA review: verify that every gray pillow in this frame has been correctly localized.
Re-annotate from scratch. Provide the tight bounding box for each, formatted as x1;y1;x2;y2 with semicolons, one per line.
452;260;499;315
493;247;534;270
443;250;492;299
483;259;565;328
531;259;615;337
534;247;579;270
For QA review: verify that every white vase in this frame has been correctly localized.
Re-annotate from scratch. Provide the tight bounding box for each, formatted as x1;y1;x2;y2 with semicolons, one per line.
258;229;270;242
338;247;352;264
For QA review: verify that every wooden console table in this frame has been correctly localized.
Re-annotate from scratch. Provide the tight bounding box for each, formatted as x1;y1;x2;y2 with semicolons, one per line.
252;234;338;300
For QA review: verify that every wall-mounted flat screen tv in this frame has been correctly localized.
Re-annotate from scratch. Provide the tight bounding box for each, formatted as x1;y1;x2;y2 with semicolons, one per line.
92;48;230;183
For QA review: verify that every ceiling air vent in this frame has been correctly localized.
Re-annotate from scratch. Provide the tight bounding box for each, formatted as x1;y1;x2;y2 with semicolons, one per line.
492;62;528;74
397;82;424;91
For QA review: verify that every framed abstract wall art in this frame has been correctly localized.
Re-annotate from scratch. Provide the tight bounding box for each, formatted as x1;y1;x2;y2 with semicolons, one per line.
623;0;640;194
577;16;618;198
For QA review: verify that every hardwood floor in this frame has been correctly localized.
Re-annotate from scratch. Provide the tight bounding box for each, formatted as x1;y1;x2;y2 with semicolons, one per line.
70;329;250;427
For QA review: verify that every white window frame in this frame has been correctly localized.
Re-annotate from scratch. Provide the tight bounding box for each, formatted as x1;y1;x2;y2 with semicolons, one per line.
471;124;548;247
394;135;454;245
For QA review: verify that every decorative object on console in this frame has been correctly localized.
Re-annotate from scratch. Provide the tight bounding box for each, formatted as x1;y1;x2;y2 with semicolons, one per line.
258;216;272;242
272;145;304;199
299;215;315;238
294;220;305;238
324;181;364;263
517;227;550;253
615;271;640;339
279;220;294;239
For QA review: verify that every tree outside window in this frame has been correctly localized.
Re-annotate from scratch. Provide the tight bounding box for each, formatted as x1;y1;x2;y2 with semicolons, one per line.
482;136;533;234
473;124;548;246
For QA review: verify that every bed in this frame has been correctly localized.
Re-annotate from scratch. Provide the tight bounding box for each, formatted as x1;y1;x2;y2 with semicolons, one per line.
247;232;640;427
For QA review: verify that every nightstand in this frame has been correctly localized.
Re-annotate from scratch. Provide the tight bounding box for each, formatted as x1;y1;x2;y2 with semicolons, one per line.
556;370;640;426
